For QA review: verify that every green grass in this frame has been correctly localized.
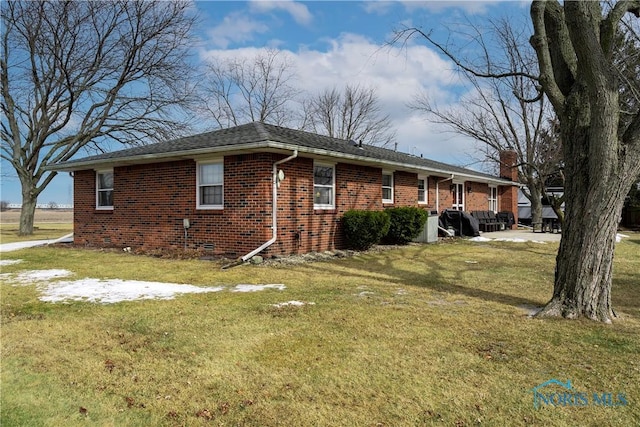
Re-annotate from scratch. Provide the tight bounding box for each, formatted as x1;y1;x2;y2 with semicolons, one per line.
1;236;639;426
0;223;73;244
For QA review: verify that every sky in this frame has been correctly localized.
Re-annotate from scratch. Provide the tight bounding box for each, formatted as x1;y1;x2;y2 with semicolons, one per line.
1;0;531;206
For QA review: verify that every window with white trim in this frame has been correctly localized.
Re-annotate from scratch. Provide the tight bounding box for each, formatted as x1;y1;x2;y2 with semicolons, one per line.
314;162;335;209
197;161;224;209
489;185;498;212
382;171;394;203
418;176;428;204
96;170;113;209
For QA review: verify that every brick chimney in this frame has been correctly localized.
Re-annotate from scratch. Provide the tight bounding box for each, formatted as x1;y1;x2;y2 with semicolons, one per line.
499;150;518;181
499;150;519;229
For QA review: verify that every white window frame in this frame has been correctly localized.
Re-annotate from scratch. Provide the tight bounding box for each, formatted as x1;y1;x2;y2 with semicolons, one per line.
382;171;394;204
95;169;114;210
452;181;465;211
418;175;428;204
196;160;224;210
313;162;335;210
489;185;498;213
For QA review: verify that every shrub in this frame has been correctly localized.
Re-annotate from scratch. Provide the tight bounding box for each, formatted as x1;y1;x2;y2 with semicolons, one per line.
342;210;390;250
383;207;429;245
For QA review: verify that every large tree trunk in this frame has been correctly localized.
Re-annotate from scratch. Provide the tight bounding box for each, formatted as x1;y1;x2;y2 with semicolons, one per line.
531;1;640;322
537;165;628;323
18;177;38;235
536;86;628;323
528;183;543;231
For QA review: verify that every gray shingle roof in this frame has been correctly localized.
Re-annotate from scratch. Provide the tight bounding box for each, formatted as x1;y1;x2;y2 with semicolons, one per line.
50;122;511;183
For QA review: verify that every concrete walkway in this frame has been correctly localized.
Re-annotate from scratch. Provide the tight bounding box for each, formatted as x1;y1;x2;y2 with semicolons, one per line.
0;233;73;253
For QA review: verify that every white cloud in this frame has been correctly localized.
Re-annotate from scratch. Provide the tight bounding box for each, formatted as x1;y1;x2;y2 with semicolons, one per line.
207;12;270;48
399;1;502;15
249;1;313;25
199;32;484;167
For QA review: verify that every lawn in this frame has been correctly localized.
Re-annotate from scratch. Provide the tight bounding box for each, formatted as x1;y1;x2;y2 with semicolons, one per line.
1;237;639;426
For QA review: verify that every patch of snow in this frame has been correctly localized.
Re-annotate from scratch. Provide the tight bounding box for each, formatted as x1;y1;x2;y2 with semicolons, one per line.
230;284;286;292
616;233;629;243
396;289;408;295
493;238;528;243
40;278;225;304
0;259;23;266
357;291;374;297
469;236;492;242
2;267;288;303
11;269;73;284
271;300;315;308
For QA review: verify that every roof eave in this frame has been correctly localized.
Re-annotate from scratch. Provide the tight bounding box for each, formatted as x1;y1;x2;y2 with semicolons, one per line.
47;140;516;186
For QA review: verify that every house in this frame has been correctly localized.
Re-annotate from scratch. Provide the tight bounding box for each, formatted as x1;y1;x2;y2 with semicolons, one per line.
49;122;519;258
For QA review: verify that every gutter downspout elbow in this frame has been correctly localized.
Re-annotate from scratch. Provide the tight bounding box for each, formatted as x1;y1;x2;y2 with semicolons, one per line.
240;150;298;263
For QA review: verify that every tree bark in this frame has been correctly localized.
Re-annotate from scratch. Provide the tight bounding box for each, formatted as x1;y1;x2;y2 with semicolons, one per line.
531;0;640;322
19;179;37;236
528;183;543;230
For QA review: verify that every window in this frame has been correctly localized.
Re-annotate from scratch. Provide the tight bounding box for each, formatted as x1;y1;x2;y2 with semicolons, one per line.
96;170;113;209
314;163;335;209
489;186;498;212
452;182;464;211
418;176;428;204
197;161;223;209
382;172;393;203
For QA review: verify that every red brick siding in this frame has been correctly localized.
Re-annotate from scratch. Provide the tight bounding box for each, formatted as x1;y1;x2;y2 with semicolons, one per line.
269;160;385;255
73;153;518;255
74;156;274;257
393;171;421;207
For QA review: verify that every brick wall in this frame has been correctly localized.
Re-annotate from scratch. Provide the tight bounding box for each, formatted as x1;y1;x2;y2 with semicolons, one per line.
75;156;274;257
74;152;518;256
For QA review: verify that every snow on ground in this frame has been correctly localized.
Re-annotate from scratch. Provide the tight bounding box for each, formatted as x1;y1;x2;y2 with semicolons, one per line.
271;300;315;308
11;269;74;284
616;233;629;243
469;236;547;244
0;259;23;266
40;278;226;304
1;268;286;304
231;284;286;292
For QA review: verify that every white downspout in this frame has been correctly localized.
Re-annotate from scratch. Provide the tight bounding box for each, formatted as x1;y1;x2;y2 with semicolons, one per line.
436;174;455;213
240;150;298;262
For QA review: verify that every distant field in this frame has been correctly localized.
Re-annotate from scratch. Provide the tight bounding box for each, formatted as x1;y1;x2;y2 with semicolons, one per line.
0;209;73;224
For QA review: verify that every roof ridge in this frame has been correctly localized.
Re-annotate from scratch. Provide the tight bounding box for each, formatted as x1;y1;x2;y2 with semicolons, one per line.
253;121;270;141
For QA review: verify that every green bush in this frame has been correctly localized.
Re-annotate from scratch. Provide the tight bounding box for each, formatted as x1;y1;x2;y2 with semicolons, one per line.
342;210;390;250
384;207;428;245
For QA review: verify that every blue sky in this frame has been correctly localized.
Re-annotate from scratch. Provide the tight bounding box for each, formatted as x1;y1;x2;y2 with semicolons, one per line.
1;0;531;206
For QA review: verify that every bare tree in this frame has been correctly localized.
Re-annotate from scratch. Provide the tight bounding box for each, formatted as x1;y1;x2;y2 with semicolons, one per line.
198;49;300;128
406;17;561;227
302;84;396;147
1;0;197;235
395;1;640;322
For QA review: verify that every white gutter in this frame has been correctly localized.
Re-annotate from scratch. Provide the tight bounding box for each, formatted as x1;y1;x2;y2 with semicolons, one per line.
240;150;298;262
436;175;455;213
